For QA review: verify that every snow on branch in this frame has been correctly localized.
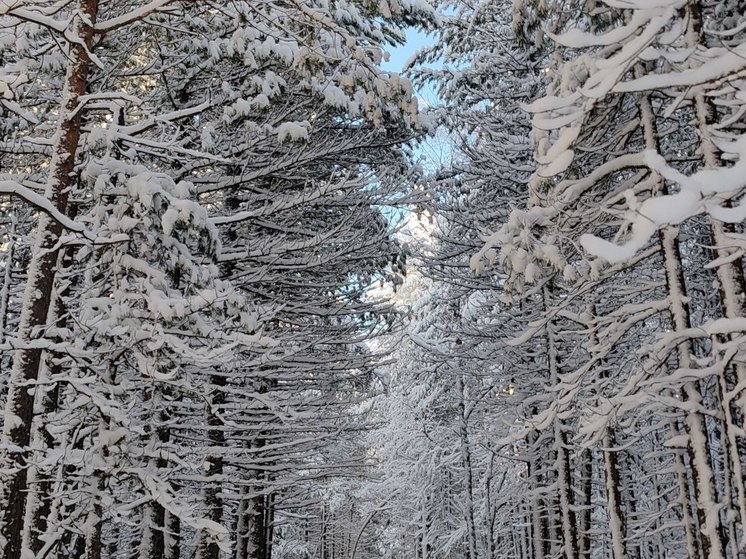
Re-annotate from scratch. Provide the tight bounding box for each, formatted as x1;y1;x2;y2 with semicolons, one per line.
0;4;70;33
95;0;179;32
548;9;652;48
581;136;746;264
614;43;746;92
0;180;95;241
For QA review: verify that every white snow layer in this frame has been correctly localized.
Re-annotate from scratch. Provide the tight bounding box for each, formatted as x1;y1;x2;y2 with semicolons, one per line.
582;138;746;264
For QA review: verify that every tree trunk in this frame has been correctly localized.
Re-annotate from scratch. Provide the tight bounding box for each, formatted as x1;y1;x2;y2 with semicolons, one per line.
691;44;746;555
673;430;701;559
141;412;171;559
245;490;268;559
457;377;478;559
164;508;181;559
235;485;249;559
197;373;226;559
687;4;746;554
544;289;578;559
527;427;548;559
84;464;105;559
578;448;592;559
603;427;628;559
0;235;13;349
0;4;98;556
660;227;725;559
265;489;275;559
634;69;726;558
21;198;80;554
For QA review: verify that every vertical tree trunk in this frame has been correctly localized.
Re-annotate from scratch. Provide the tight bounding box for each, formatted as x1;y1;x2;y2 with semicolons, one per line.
690;39;746;554
587;305;628;559
84;462;105;559
673;432;700;559
633;72;725;558
21;202;78;555
197;373;226;559
236;438;270;559
321;505;328;559
603;427;628;559
0;3;98;557
265;489;275;559
457;377;478;559
687;4;746;554
484;457;499;559
620;453;641;559
107;522;120;558
235;485;250;559
578;448;593;559
660;226;725;559
140;501;166;559
20;363;60;556
527;427;548;559
554;422;577;559
246;490;268;559
544;288;578;559
164;508;181;559
141;411;171;559
0;235;13;349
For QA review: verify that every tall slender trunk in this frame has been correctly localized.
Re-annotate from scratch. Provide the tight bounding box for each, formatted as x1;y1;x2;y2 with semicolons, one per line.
140;410;171;559
634;72;724;558
649;467;667;558
527;427;548;559
0;235;13;349
672;429;701;559
22;206;78;555
545;287;578;559
546;458;560;556
457;377;478;559
20;363;60;556
235;485;250;559
484;455;499;559
0;3;98;557
587;306;628;559
578;448;592;559
245;489;268;559
620;456;640;559
603;426;628;559
84;438;105;559
659;224;725;558
164;507;181;559
690;37;746;555
236;436;269;559
197;372;226;559
687;4;746;554
264;488;275;559
140;502;165;559
320;505;328;559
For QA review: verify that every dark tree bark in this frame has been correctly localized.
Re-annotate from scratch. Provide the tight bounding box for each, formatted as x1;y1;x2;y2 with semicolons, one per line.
0;3;98;557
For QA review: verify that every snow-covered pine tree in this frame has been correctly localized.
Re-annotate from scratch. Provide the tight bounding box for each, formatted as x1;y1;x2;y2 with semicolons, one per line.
470;1;746;557
0;1;435;558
